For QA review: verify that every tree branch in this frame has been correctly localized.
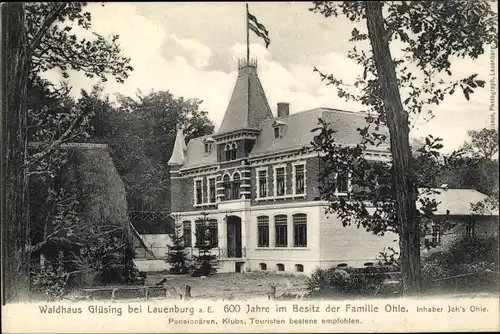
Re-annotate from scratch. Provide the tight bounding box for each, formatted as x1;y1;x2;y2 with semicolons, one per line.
26;3;67;61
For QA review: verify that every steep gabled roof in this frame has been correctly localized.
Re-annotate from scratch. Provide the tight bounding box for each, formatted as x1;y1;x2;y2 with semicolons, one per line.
217;61;273;134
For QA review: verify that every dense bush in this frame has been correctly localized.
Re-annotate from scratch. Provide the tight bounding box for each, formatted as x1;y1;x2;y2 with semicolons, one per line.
31;254;68;301
308;265;397;298
421;235;499;292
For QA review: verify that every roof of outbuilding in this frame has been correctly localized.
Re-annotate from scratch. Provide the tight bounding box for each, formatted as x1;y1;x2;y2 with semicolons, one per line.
417;188;499;216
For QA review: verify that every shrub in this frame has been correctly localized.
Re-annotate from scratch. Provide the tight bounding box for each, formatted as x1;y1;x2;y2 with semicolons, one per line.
421;235;499;292
308;265;392;298
31;255;68;301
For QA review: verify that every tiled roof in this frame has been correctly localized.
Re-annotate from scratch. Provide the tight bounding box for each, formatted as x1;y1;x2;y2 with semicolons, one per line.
181;136;218;170
417;188;499;216
249;108;385;158
217;64;274;134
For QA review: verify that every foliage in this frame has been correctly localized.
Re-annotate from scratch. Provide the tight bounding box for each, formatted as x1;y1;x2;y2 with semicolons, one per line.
462;128;499;160
421;235;499;291
308;265;393;298
192;213;218;277
30;252;68;302
25;3;132;83
308;1;497;294
166;222;190;274
87;90;215;210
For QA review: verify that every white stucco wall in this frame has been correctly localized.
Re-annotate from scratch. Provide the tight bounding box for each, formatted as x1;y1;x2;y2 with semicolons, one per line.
140;234;172;259
318;209;399;269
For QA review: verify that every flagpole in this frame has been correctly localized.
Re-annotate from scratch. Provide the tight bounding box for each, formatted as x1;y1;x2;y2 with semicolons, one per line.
246;3;249;63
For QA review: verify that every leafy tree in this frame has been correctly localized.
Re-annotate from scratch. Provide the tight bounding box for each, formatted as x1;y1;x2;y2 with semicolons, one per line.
166;218;189;274
88;90;215;211
2;2;133;302
310;1;497;295
462;128;498;160
192;213;218;277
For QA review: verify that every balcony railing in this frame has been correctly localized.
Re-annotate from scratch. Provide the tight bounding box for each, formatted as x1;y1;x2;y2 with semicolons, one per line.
184;247;246;259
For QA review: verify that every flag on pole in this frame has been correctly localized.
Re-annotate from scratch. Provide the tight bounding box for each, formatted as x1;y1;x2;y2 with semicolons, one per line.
247;8;270;48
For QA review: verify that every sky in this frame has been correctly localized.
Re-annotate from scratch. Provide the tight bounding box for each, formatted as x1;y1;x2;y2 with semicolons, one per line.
41;2;498;153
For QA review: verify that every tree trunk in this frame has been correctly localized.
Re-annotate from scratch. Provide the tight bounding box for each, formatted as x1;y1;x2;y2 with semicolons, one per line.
365;1;421;295
1;3;31;303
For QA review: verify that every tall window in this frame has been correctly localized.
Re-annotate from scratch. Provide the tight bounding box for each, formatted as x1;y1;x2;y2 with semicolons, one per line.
232;173;241;200
466;220;475;238
224;142;237;161
183;221;192;247
431;224;441;244
231;143;237;160
208;178;216;203
257;216;269;247
275;215;288;247
223;174;231;200
274;127;280;139
195;179;203;204
208;219;218;247
294;164;305;195
258;170;268;198
293;214;307;247
204;142;213;154
275;167;286;196
337;172;349;193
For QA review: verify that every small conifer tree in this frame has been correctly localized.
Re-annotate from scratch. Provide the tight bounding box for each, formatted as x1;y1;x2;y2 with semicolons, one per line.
166;223;189;274
192;212;218;277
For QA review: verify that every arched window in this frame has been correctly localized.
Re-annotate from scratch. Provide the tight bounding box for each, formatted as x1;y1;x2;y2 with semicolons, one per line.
276;263;285;272
231;142;237;160
223;174;231;200
232;172;241;199
293;214;307;247
224;143;231;161
259;263;267;271
295;264;304;272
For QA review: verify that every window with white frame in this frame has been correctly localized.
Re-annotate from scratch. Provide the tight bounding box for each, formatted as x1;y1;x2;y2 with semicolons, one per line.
183;221;192;247
223;174;231;200
274;215;288;247
257;169;268;198
336;172;350;194
293;163;305;195
257;216;269;247
208;177;216;203
194;179;203;205
275;166;286;197
293;213;307;247
232;172;241;199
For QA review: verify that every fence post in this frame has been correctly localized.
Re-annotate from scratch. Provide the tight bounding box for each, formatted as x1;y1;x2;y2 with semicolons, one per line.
111;288;118;302
185;285;192;300
268;285;276;300
145;287;149;301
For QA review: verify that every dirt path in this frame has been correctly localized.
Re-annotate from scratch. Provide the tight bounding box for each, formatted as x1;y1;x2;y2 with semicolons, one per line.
146;272;309;300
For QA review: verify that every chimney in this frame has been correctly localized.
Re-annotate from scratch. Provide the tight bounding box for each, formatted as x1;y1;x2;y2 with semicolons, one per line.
277;102;290;117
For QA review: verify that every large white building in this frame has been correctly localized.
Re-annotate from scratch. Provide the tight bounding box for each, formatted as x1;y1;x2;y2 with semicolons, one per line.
167;59;397;275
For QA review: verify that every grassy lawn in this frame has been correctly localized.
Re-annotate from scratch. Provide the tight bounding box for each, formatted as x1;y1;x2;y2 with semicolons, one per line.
145;272;310;300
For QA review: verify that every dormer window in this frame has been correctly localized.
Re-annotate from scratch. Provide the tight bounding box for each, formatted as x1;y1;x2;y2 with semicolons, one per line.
272;120;286;139
203;136;215;154
224;142;237;161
